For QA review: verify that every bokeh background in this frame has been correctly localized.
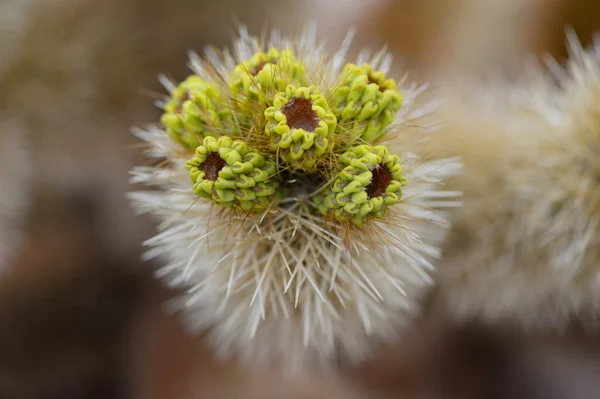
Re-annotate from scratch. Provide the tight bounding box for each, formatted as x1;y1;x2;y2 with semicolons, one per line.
1;0;600;397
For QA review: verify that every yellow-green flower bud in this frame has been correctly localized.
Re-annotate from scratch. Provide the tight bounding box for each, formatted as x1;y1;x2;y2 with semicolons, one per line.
185;136;279;212
229;49;306;116
161;75;235;150
317;144;406;225
333;63;403;144
264;85;337;171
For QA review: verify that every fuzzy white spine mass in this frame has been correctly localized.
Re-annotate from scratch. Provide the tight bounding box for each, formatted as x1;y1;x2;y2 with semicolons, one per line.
439;31;600;330
129;26;461;370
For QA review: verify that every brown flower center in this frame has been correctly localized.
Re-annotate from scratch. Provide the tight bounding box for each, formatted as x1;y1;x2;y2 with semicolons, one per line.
282;97;318;132
368;76;386;93
366;163;392;198
251;61;275;75
176;91;191;113
201;153;227;181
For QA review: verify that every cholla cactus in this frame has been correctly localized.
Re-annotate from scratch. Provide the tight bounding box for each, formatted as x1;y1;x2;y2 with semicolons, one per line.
334;63;403;143
129;26;461;370
437;32;600;329
160;76;234;150
264;85;336;171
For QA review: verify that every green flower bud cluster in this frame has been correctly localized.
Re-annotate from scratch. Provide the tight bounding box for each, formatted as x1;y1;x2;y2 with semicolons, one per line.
317;144;406;226
161;76;234;150
158;47;407;223
185;136;278;212
229;48;306;116
264;85;336;171
333;63;403;144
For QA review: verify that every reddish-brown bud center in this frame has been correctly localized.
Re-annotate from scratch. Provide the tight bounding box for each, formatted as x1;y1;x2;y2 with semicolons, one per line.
368;76;386;93
176;91;191;113
251;61;275;75
201;153;227;181
282;97;318;132
366;163;392;198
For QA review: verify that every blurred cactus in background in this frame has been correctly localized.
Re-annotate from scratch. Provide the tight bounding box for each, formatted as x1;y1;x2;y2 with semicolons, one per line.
436;32;600;330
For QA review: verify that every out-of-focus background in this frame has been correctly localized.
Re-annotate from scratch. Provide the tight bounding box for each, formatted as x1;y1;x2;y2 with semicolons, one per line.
1;0;600;398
